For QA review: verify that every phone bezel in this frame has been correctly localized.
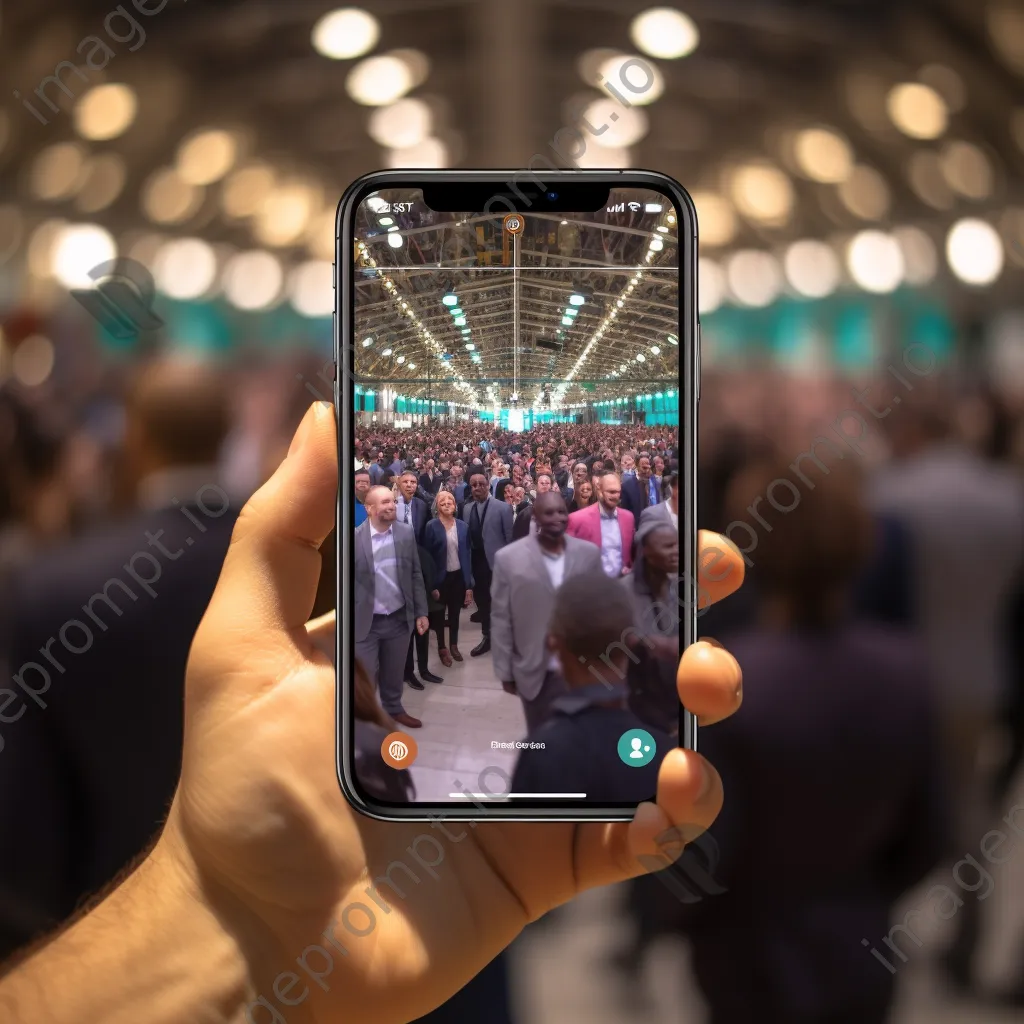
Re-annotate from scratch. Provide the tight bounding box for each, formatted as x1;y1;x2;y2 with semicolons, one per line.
335;169;698;821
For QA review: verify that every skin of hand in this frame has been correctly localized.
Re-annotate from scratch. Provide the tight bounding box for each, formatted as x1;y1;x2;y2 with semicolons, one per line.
1;402;744;1024
415;616;429;635
464;588;473;607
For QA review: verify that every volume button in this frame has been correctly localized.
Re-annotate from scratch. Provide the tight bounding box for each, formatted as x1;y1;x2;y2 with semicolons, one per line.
695;323;702;402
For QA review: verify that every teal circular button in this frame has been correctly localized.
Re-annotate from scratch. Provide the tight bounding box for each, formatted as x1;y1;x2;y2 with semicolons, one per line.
617;728;657;767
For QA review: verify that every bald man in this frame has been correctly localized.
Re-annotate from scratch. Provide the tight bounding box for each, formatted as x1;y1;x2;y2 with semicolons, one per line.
354;485;429;729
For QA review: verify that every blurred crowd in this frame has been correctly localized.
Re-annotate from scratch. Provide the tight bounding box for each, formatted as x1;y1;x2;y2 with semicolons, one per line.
1;351;1024;1022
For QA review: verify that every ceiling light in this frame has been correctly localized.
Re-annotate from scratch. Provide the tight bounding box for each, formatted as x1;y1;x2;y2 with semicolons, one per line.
396;355;406;364
222;163;275;219
74;83;137;141
408;362;416;368
31;142;87;201
597;53;665;105
946;218;1003;286
288;260;334;318
362;337;374;346
442;292;458;305
783;239;841;298
368;97;432;148
580;99;648;147
222;250;283;310
465;343;475;350
154;238;217;300
347;54;414;106
562;316;573;325
382;347;393;356
52;224;117;289
75;153;126;213
575;142;632;168
176;129;238;186
630;7;699;59
450;306;463;316
312;8;380;60
453;316;466;326
847;231;904;293
893;226;938;286
566;306;578;316
636;353;646;362
793;127;853;183
938;140;993;200
386;137;448;169
725;250;783;307
461;328;471;335
387;232;404;248
569;293;585;304
649;236;664;251
887;82;948;140
729;163;794;225
837;164;890;220
667;333;678;345
143;167;203;224
650;345;661;354
378;216;394;226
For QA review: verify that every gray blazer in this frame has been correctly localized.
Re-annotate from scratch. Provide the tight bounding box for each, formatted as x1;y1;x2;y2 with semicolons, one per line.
638;500;676;532
461;495;513;569
353;519;429;642
490;535;603;700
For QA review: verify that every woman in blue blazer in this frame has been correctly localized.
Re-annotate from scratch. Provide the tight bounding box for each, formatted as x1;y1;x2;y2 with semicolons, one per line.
423;489;475;665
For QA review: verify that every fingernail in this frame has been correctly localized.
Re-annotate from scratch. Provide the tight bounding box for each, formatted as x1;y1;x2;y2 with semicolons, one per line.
694;755;713;801
698;636;722;648
288;402;331;458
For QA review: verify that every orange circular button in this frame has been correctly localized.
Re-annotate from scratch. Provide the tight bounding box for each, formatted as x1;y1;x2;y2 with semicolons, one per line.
381;731;418;769
502;212;524;235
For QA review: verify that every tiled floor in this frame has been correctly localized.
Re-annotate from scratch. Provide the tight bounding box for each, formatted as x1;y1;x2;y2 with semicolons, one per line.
401;618;525;802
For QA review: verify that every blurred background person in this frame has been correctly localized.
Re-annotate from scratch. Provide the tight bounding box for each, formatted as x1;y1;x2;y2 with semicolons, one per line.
567;470;635;577
462;471;513;658
566;477;594;514
354;467;371;527
0;355;236;959
651;455;948;1024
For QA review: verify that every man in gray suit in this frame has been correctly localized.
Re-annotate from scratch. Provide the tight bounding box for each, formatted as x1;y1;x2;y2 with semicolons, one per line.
462;471;513;657
354;486;429;729
491;491;603;733
638;467;679;533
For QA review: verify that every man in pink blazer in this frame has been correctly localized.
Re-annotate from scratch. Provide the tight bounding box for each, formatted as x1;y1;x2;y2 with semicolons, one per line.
567;470;635;576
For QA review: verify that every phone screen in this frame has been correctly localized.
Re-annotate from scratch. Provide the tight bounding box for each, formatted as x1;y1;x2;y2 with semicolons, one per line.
347;183;687;812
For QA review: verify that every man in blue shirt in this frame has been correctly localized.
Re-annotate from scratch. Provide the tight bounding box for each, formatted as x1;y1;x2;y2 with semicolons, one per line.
354;468;370;527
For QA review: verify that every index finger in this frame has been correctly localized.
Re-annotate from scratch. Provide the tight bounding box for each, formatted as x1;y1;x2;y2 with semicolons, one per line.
697;529;745;609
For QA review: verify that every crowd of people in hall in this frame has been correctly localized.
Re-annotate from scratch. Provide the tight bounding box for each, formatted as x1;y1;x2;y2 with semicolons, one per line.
350;423;684;787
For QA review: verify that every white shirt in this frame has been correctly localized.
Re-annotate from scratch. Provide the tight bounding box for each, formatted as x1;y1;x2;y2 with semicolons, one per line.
369;524;404;615
395;496;415;526
444;521;460;571
541;545;566;670
599;506;622;577
668;505;678;532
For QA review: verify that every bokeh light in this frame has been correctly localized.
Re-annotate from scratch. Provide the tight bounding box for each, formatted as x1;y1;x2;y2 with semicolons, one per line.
176;129;238;186
690;192;737;247
142;167;204;224
596;54;664;106
837;164;890;220
312;7;379;60
784;240;841;298
347;55;414;106
153;238;218;299
74;84;137;141
847;230;904;293
698;257;725;314
368;98;433;148
793;127;854;183
729;163;794;226
289;261;334;318
12;334;55;387
385;138;448;168
74;154;126;214
630;8;699;60
893;226;938;286
31;142;87;201
51;223;117;289
887;82;948;139
725;250;783;307
946;218;1004;286
222;250;284;310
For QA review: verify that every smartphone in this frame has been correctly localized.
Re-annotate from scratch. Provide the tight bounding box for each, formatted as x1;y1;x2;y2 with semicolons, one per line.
336;170;697;821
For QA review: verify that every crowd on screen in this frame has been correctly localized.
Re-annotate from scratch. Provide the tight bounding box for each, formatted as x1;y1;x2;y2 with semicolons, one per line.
350;422;685;797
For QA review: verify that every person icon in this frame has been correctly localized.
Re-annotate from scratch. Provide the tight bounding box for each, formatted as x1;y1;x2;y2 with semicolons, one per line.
618;728;656;767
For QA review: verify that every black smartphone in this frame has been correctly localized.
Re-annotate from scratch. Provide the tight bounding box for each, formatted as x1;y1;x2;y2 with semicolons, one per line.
336;169;697;821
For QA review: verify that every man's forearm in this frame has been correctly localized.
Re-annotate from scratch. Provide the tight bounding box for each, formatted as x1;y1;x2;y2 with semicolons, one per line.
0;837;250;1024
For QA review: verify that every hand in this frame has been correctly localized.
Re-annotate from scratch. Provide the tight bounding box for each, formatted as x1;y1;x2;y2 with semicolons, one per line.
464;589;473;607
416;616;429;635
431;590;440;601
154;402;745;1024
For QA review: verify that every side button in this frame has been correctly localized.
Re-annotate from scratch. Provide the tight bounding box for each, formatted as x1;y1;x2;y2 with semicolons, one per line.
695;323;702;402
332;262;336;289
